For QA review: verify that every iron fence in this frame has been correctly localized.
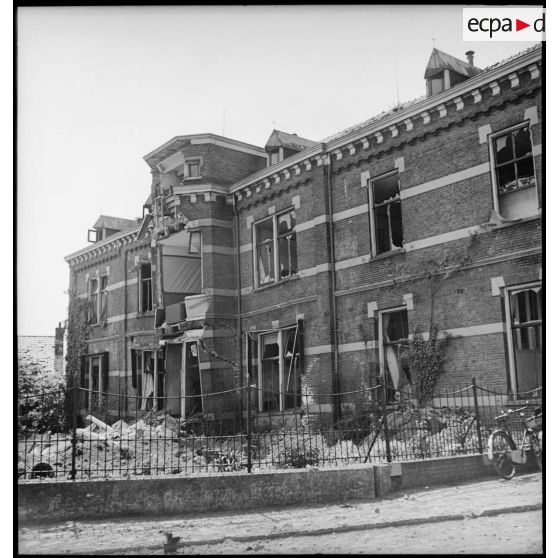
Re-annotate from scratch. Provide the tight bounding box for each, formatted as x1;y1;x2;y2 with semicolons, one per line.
17;380;542;481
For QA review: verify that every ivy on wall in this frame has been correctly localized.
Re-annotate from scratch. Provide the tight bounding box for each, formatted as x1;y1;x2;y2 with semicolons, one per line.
409;325;451;406
65;292;90;388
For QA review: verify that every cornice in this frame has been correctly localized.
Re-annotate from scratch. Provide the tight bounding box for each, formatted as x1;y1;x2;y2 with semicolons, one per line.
65;225;144;266
230;47;541;199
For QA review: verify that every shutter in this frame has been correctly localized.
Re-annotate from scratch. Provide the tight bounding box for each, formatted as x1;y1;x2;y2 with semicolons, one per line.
80;355;86;388
131;349;137;389
246;332;253;384
157;350;165;375
101;352;109;393
297;318;304;371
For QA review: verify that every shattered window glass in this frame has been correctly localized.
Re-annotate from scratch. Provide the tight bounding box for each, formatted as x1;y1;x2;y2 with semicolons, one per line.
494;126;535;195
382;310;411;396
277;210;297;279
371;173;403;255
89;278;99;324
255;218;275;286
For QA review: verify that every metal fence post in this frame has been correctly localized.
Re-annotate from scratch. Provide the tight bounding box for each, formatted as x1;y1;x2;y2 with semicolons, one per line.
246;384;252;473
381;376;392;463
70;386;78;480
472;377;483;454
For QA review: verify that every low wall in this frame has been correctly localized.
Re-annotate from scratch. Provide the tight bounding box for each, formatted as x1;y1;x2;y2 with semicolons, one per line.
389;452;539;490
389;454;495;490
18;454;540;524
18;464;376;523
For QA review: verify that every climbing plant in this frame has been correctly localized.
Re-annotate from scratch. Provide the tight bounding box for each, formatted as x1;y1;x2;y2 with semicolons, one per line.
409;324;451;406
65;292;90;388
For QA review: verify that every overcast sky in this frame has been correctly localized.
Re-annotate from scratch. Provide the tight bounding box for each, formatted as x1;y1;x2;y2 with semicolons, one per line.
17;5;540;336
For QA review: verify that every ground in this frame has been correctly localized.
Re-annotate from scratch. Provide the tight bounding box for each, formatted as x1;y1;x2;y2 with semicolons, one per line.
18;473;543;555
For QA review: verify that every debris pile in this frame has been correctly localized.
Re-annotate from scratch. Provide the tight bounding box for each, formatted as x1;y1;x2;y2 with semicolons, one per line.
18;411;249;479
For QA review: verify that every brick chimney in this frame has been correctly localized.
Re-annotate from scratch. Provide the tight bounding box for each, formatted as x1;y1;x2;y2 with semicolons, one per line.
465;50;475;67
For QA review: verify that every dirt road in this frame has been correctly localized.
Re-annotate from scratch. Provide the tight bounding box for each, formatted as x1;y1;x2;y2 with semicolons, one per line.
18;473;543;555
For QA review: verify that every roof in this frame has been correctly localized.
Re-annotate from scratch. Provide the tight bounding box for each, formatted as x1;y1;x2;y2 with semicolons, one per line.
265;130;318;152
323;44;541;146
143;133;266;168
424;48;482;79
231;44;541;194
93;215;138;231
18;336;65;384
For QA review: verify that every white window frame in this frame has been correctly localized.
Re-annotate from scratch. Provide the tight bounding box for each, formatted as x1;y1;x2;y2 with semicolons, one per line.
367;171;403;257
257;326;300;412
88;275;108;325
488;121;539;218
503;281;542;396
252;208;297;288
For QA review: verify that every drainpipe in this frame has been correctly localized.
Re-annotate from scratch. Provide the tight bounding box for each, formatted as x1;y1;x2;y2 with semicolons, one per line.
122;244;129;409
323;146;342;422
232;195;244;398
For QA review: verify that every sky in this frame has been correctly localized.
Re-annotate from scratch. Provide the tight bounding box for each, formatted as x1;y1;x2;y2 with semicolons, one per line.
16;5;542;336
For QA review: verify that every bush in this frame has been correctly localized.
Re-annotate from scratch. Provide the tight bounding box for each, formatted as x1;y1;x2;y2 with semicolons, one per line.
18;367;67;435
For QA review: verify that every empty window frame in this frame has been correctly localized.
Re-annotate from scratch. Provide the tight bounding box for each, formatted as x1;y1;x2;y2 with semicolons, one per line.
258;326;302;412
378;308;411;399
490;124;538;220
88;275;108;325
81;353;108;412
131;349;165;411
368;172;403;256
138;263;153;313
254;209;297;287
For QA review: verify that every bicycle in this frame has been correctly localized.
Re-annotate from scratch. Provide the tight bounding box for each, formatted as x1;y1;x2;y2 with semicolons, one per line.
487;405;542;479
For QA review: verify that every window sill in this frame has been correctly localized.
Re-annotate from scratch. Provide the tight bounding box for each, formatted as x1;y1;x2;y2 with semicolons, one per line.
369;248;405;262
254;274;300;292
483;212;541;232
137;310;155;317
182;177;202;182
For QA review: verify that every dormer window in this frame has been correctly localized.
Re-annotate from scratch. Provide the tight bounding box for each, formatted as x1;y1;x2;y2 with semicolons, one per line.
264;130;317;168
269;149;281;166
428;72;445;96
424;48;481;97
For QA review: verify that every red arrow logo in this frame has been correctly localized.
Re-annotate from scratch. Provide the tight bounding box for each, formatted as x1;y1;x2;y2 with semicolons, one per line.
516;19;530;31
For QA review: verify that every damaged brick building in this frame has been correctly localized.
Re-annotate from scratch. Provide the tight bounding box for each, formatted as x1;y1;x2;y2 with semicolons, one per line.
65;45;542;420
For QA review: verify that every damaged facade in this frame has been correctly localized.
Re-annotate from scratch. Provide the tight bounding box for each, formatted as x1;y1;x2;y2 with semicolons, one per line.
65;46;542;420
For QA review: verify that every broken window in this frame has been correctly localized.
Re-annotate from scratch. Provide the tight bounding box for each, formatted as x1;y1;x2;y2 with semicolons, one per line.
508;286;542;393
254;209;298;287
492;125;538;219
88;275;108;325
258;324;302;412
380;309;411;399
138;263;153;313
277;211;297;279
160;230;202;298
369;172;403;256
81;353;108;412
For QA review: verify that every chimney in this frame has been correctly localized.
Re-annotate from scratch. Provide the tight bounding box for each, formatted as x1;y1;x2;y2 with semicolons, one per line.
465;50;475;67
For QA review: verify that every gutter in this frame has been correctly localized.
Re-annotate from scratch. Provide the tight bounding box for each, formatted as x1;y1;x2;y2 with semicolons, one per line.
230;46;541;194
232;195;243;391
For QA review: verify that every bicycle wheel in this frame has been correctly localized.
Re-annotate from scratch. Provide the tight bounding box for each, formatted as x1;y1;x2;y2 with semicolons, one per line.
488;431;516;480
531;431;542;470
